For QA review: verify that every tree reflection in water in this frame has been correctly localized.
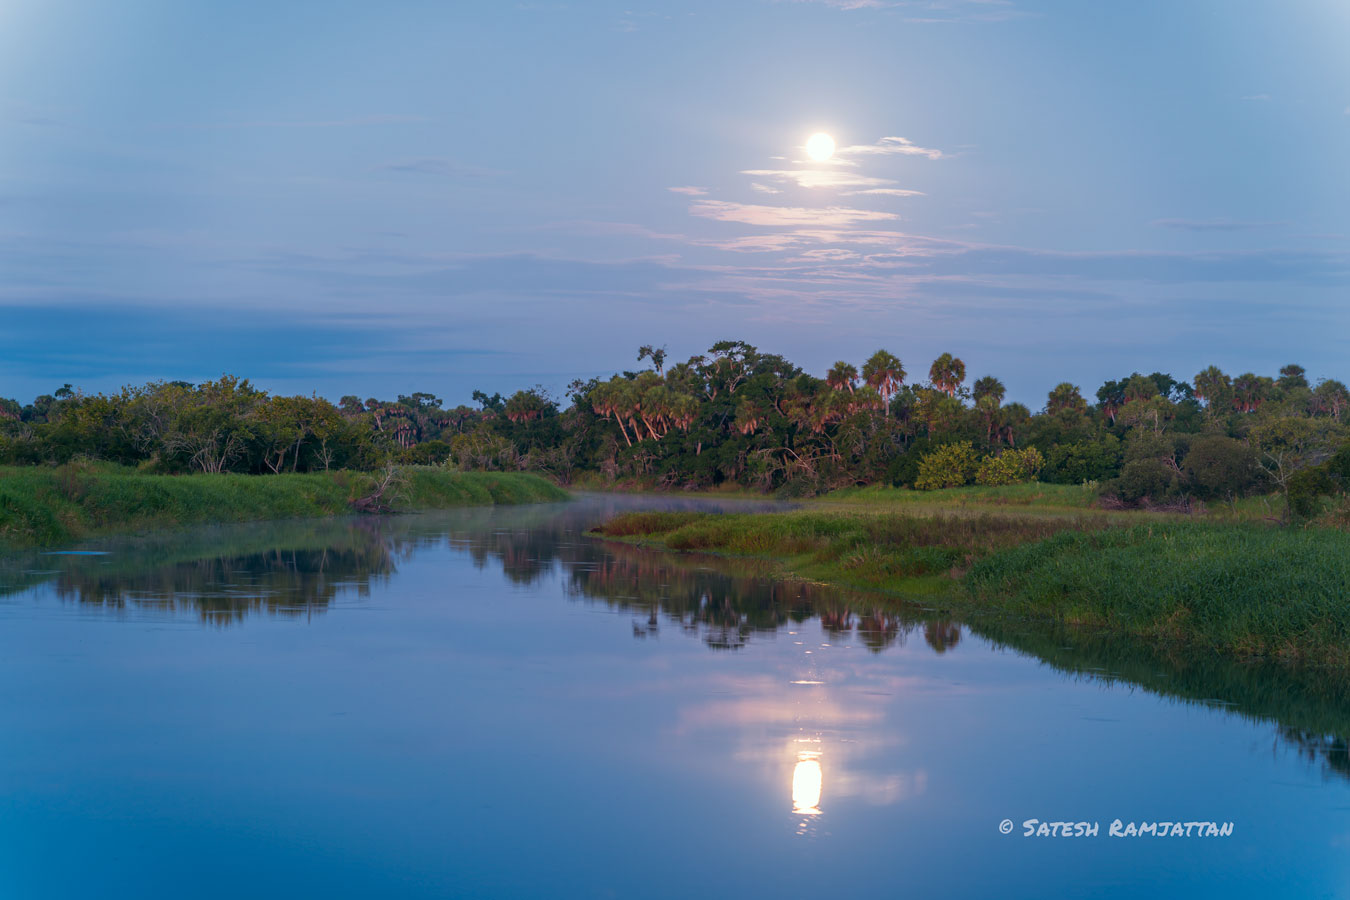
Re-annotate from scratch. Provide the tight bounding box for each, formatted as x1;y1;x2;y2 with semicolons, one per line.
5;495;1347;782
31;519;397;625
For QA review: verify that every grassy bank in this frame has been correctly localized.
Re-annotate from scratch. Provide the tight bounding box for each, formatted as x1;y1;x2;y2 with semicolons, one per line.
0;463;567;547
592;485;1350;668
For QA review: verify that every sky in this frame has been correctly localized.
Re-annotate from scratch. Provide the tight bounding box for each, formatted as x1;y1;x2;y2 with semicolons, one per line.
2;0;1348;407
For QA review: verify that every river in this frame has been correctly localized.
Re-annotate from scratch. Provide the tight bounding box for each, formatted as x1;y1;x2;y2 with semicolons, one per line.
1;494;1347;898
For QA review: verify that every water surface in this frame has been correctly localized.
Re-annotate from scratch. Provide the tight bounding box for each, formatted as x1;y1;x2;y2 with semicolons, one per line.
2;495;1348;898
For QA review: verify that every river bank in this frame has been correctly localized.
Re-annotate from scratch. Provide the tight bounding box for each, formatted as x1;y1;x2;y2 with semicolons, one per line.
0;463;568;547
591;485;1350;669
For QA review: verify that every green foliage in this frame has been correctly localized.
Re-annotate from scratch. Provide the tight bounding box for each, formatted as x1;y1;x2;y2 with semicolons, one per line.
1107;458;1184;503
1181;434;1260;500
1040;435;1122;484
3;347;1348;504
0;464;566;547
966;522;1350;667
915;442;979;490
975;447;1045;486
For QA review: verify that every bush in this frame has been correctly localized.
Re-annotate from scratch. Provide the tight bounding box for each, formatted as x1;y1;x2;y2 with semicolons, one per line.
1102;458;1184;504
976;447;1045;486
395;440;451;466
915;442;979;491
1180;434;1260;500
1040;435;1122;484
886;437;934;488
1285;443;1350;520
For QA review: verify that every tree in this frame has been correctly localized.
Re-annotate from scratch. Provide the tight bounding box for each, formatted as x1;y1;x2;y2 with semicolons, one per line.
1312;379;1349;422
928;353;966;397
504;388;549;423
637;344;668;374
1250;417;1346;517
1192;366;1232;414
1096;380;1126;425
826;361;858;393
973;376;1004;445
1046;382;1087;416
1278;364;1308;391
861;350;905;413
972;376;1005;406
996;402;1031;447
1181;435;1259;500
1232;373;1272;413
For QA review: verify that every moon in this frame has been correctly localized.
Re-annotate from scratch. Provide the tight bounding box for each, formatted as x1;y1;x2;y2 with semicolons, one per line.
805;132;835;162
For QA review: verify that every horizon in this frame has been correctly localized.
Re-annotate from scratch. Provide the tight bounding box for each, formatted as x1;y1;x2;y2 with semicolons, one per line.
4;0;1348;407
0;341;1334;413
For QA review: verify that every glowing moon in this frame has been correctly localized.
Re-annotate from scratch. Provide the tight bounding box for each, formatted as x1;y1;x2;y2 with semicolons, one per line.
805;132;835;162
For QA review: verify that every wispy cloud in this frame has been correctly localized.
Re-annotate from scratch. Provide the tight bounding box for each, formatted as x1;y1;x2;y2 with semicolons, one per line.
1241;93;1271;102
837;136;945;160
1151;217;1282;232
741;168;899;189
750;183;782;195
794;248;862;261
844;188;926;197
668;186;709;196
689;200;898;227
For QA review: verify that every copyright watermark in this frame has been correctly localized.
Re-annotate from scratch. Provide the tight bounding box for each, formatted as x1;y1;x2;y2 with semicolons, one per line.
1000;819;1235;838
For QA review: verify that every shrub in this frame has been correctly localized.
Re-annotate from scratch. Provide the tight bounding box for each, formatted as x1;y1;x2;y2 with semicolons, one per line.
886;437;934;488
976;447;1045;486
1102;458;1183;504
915;442;979;491
1040;435;1123;484
1181;434;1260;500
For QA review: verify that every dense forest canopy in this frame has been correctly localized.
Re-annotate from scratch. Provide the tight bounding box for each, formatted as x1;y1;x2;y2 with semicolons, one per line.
4;342;1349;512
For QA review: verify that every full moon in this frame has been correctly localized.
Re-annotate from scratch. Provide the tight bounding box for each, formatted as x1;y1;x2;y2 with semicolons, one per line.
805;132;835;162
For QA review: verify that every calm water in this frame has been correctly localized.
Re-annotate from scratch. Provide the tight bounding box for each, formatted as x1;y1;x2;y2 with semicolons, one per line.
2;495;1348;899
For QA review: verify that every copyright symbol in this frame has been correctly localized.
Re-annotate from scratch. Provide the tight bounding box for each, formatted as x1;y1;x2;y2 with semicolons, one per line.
999;819;1014;834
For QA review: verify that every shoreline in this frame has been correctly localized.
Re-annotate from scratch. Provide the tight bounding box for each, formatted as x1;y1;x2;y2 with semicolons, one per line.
0;464;568;549
589;495;1350;671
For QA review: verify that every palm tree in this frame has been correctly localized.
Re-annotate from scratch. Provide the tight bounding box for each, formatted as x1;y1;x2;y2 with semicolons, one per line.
861;350;905;414
1277;364;1308;390
1232;373;1270;413
997;402;1031;447
1046;382;1086;415
590;379;633;446
972;376;1005;405
928;353;965;397
1192;365;1231;414
1096;380;1125;424
826;361;858;392
972;376;1005;445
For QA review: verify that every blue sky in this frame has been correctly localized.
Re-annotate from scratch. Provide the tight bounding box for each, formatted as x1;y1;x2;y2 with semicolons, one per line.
2;0;1348;406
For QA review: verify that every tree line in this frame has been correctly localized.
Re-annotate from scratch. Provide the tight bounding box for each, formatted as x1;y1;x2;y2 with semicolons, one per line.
4;341;1349;514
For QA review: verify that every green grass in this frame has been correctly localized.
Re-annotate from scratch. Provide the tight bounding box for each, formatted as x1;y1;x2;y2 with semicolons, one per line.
817;481;1101;510
0;463;567;547
593;507;1106;598
592;486;1350;669
966;522;1350;667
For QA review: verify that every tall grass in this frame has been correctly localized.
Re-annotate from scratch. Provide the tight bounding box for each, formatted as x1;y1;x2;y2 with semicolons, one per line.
594;508;1104;594
965;522;1350;667
0;463;567;547
594;502;1350;669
